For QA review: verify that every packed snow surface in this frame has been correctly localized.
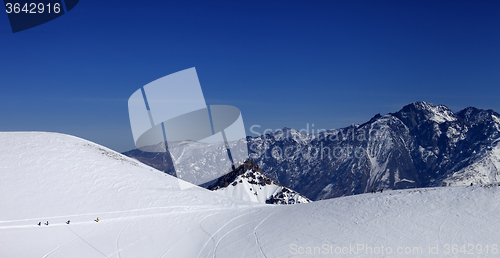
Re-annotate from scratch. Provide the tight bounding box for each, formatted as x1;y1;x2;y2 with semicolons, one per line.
1;132;500;257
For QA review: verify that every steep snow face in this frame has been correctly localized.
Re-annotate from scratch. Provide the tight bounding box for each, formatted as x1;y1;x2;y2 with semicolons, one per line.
2;132;500;257
423;102;457;123
213;169;311;204
365;115;397;190
206;160;310;204
210;166;311;204
443;107;500;186
443;142;500;186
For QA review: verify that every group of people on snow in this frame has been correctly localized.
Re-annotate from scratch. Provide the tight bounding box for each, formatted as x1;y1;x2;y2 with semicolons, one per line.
38;218;99;226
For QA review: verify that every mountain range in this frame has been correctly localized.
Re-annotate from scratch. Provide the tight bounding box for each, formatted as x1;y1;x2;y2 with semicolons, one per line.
123;101;500;201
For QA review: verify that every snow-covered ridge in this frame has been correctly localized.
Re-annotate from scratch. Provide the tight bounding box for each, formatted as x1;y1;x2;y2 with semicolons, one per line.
457;106;500;125
443;141;500;186
206;160;311;204
415;101;457;123
0;132;254;222
397;101;457;124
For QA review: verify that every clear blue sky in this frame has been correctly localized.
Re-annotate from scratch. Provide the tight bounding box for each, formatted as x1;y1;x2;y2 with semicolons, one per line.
1;0;500;152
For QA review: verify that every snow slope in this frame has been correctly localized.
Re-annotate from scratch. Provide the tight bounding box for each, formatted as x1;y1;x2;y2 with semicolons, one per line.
1;132;500;257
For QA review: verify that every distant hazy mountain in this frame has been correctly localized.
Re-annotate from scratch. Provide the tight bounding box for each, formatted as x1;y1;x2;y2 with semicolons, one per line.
122;139;248;185
123;102;500;201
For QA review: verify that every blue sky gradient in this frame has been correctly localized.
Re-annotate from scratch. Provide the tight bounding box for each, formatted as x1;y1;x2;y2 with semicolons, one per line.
1;0;500;152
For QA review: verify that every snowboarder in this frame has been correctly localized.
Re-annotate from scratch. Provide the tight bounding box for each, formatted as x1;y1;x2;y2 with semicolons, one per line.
380;189;383;193
66;220;70;224
95;217;99;222
38;222;41;226
471;183;473;186
45;221;49;226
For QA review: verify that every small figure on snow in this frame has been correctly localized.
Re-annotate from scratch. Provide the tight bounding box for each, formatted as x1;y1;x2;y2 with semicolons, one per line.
45;221;49;226
95;217;99;222
66;220;70;224
38;222;41;226
380;189;383;193
471;183;473;186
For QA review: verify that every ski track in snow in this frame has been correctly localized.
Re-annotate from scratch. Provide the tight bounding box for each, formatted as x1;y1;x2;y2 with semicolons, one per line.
116;219;136;258
212;215;263;258
196;211;236;258
0;205;256;229
155;228;186;258
0;240;23;257
197;212;250;258
438;215;449;246
253;211;275;258
42;223;108;258
66;226;109;257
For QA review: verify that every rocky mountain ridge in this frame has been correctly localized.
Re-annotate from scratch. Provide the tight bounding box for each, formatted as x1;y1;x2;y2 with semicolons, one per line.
123;102;500;201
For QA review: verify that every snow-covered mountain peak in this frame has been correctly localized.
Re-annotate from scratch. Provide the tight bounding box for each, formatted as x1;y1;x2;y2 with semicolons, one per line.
398;101;457;124
206;160;311;204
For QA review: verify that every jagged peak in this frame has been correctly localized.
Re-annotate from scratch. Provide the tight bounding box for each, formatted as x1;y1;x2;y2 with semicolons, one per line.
280;127;299;134
404;101;451;112
206;159;262;190
460;106;480;113
396;101;457;124
457;107;500;124
206;159;311;204
359;113;383;128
